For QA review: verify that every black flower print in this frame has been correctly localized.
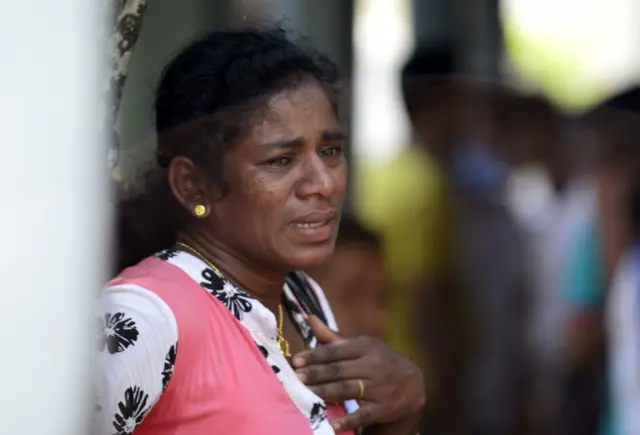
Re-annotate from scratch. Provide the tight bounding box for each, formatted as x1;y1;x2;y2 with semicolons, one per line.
309;402;328;429
96;312;139;354
112;386;150;435
258;344;267;357
200;268;253;320
162;343;178;391
155;248;179;261
257;343;281;374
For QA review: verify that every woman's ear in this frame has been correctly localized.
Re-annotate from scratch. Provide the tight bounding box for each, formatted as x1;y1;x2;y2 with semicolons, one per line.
167;156;211;218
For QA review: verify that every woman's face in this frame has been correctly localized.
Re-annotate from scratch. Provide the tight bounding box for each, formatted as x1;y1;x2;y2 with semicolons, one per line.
208;82;347;270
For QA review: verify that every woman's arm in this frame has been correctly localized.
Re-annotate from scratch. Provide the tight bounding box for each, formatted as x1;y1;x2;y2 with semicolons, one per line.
93;284;178;435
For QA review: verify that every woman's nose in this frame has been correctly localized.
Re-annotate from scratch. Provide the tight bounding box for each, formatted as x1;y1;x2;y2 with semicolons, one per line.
295;157;335;198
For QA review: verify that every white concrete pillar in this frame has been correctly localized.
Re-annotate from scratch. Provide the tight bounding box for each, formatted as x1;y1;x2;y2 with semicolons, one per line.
0;0;109;433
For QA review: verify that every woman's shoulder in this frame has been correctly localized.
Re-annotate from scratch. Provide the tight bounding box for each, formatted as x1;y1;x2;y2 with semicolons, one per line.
104;253;182;323
104;252;251;345
107;251;218;317
100;250;210;352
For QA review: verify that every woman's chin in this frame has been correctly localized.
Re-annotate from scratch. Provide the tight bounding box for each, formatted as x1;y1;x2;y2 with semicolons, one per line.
283;243;336;270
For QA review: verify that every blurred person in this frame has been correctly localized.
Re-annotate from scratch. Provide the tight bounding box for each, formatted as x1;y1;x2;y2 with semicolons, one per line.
560;214;609;435
586;87;640;435
607;176;640;435
501;95;596;434
427;84;530;435
307;215;387;339
588;87;640;287
542;90;640;435
97;28;426;435
451;192;527;435
357;48;463;434
448;88;528;435
557;113;618;435
556;139;609;435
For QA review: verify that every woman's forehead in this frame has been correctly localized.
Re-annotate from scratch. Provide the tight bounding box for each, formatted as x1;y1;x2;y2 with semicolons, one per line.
255;85;338;135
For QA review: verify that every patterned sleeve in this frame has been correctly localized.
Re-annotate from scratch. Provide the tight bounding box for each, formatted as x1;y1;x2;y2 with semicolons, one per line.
93;284;178;435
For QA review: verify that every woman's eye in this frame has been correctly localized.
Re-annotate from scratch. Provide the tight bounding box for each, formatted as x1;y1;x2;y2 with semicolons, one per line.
268;157;292;167
319;146;343;158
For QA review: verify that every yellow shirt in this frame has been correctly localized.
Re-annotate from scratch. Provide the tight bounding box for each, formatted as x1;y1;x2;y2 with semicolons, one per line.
355;147;452;368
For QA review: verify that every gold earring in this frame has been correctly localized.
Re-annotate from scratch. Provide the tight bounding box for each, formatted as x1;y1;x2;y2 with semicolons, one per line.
194;204;206;217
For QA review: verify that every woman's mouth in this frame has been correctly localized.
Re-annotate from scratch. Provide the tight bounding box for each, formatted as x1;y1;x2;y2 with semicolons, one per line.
292;220;330;229
288;212;336;243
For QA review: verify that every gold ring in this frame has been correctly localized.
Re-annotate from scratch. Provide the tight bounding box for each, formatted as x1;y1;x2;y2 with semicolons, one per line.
356;379;365;401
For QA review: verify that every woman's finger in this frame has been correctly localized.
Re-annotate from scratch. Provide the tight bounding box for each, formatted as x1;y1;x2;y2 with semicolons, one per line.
330;404;379;432
306;315;342;344
296;360;364;385
307;379;368;403
292;336;369;367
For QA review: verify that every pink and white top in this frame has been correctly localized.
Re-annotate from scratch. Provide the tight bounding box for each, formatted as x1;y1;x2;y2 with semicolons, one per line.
93;249;357;435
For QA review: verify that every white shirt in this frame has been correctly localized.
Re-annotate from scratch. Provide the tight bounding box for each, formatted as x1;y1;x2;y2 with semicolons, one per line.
607;248;640;435
93;249;356;435
505;168;596;375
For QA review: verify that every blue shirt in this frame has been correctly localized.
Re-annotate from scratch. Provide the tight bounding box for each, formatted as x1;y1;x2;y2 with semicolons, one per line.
562;220;615;435
563;221;604;308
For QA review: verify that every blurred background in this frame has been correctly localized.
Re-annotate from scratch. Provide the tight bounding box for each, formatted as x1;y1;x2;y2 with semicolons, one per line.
3;0;640;433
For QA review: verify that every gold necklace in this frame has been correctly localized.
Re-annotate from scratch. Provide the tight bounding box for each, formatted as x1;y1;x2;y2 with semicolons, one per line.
277;304;291;357
175;241;292;357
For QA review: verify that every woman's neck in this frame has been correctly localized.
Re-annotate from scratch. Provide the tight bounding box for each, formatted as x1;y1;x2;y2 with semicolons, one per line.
178;232;285;314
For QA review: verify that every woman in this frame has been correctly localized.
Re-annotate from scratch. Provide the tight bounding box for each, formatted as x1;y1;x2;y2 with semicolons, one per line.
95;28;425;435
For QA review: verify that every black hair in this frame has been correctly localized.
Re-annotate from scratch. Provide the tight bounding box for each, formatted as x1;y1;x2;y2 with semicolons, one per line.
402;49;455;77
114;27;339;273
335;215;381;251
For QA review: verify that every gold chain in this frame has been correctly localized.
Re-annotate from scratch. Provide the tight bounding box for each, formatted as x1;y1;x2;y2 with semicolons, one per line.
174;241;291;357
175;241;225;276
277;304;291;357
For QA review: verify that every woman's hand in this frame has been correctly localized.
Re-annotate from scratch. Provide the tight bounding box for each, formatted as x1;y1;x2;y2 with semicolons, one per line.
292;316;426;433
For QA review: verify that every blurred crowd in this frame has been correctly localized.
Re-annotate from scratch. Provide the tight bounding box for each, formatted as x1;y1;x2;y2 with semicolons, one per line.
314;50;640;435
